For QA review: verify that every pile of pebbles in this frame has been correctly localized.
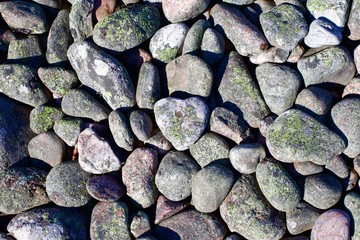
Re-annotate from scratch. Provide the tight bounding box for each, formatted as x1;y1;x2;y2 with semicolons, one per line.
0;0;359;239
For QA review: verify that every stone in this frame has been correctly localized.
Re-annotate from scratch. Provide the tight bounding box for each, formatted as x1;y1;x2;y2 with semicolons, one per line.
344;169;359;191
293;162;324;176
256;63;302;115
109;110;135;151
0;232;13;240
0;1;48;34
182;19;211;55
61;89;110;122
0;167;49;214
154;195;190;224
286;202;322;235
0;29;16;53
225;234;244;240
144;131;173;156
190;132;229;168
250;47;289;65
329;97;360;158
343;76;360;97
95;0;117;22
53;117;83;146
67;41;135;110
230;143;266;174
0;64;48;107
28;131;64;167
223;0;253;5
303;173;343;210
260;3;308;51
166;54;213;98
242;0;275;28
311;209;350;240
162;0;210;23
29;106;64;134
93;4;160;52
130;110;153;141
69;0;93;42
154;97;209;151
90;201;131;240
201;28;225;65
211;4;268;56
220;175;286;240
266;109;346;165
149;23;189;64
354;155;360;176
86;175;124;202
325;155;349;179
287;44;305;63
344;192;360;239
31;0;61;18
259;114;277;137
130;211;151;238
354;45;360;73
46;161;92;207
122;148;159;208
210;107;251;144
297;46;356;87
217;51;270;128
348;0;360;40
155;151;199;201
304;18;342;48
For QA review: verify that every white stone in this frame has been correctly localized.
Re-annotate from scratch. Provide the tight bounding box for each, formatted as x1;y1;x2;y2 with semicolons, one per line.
304;19;342;48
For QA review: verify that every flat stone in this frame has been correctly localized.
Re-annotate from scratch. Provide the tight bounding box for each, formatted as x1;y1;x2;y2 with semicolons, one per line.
53;117;83;146
162;0;210;23
130;110;153;141
69;0;93;42
293;161;324;176
182;19;211;55
86;175;124;202
286;202;322;235
229;143;265;174
29;106;64;134
108;110;135;151
304;18;342;48
325;155;349;179
344;192;360;240
154;195;190;224
348;0;360;40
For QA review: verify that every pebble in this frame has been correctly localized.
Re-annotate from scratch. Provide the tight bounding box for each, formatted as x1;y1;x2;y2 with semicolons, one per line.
347;0;360;40
53;117;83;146
224;0;253;5
259;114;277;137
287;44;305;63
144;131;173;156
249;47;289;65
293;162;324;176
29;106;64;134
325;155;349;179
166;54;213;98
242;0;275;28
355;155;360;176
0;29;16;53
310;209;350;240
130;110;153;141
229;143;266;174
344;169;359;191
182;19;211;55
93;4;160;52
130;211;151;238
155;151;199;201
108;110;135;151
304;18;342;48
154;195;190;224
90;201;131;240
225;233;244;240
0;167;49;214
154;97;209;151
45;161;92;207
343;76;360;97
162;0;210;23
95;0;116;22
69;0;93;42
86;175;124;202
220;174;286;240
122;148;159;208
266;109;346;165
201;28;225;65
344;192;360;239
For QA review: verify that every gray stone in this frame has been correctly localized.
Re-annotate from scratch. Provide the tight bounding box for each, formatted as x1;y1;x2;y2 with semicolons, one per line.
53;117;83;146
109;110;135;151
155;151;199;201
69;0;93;42
201;28;225;65
225;234;244;240
154;195;190;224
130;211;151;238
29;106;64;134
344;192;360;240
86;175;124;202
250;47;289;65
130;110;153;141
343;76;360;97
287;44;305;63
304;18;342;48
325;155;349;179
355;45;360;73
242;0;275;28
182;19;211;55
266;109;346;165
0;29;16;53
344;169;359;191
348;0;360;40
223;0;253;5
162;0;210;23
144;131;173;156
293;161;324;176
230;143;266;174
259;114;277;137
354;155;360;176
286;202;322;235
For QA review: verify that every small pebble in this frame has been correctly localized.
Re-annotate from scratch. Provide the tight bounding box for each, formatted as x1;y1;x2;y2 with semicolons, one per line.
293;161;324;176
304;18;342;48
344;192;360;239
325;155;349;179
130;110;153;141
69;0;93;42
162;0;210;23
29;106;64;134
53;117;83;147
347;0;360;40
250;47;289;65
182;19;211;55
201;28;225;65
130;211;151;238
108;110;135;151
343;76;360;97
229;143;266;174
144;131;173;156
86;175;124;202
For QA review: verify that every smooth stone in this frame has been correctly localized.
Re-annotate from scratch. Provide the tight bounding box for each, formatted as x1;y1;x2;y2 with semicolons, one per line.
144;131;173;156
344;169;359;191
130;110;153;141
223;0;253;5
343;76;360;97
0;167;49;214
211;3;268;56
250;47;289;65
286;202;322;235
220;175;286;240
67;41;135;110
355;45;360;73
287;44;306;63
0;29;16;53
93;4;160;52
130;211;151;238
122;148;159;208
266;109;346;165
230;143;266;174
162;0;210;23
154;97;209;151
242;0;275;28
154;195;190;224
95;0;117;22
182;19;211;55
53;117;83;146
46;161;92;207
155;151;199;201
108;110;135;151
293;161;324;176
69;0;93;42
225;234;244;240
304;18;342;48
86;175;124;202
259;114;277;137
348;0;360;40
354;155;360;176
344;192;360;239
201;28;225;65
325;155;349;179
29;106;64;134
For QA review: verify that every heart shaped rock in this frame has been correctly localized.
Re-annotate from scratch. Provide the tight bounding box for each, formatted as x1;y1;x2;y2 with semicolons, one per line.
154;97;209;151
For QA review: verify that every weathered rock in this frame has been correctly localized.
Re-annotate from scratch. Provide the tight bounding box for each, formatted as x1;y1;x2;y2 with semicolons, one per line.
259;114;277;137
354;155;360;176
287;44;305;63
304;18;342;48
343;76;360;97
325;155;349;179
354;45;360;73
154;195;190;224
250;47;289;64
201;28;225;65
29;106;64;134
344;169;359;191
144;131;173;156
130;211;151;238
223;0;253;5
162;0;210;23
108;110;135;151
53;117;82;146
344;192;360;239
0;29;16;53
348;0;360;40
293;162;324;176
182;19;211;55
86;175;124;202
95;0;117;22
69;0;93;42
230;143;265;174
286;202;322;235
242;0;275;28
130;110;153;141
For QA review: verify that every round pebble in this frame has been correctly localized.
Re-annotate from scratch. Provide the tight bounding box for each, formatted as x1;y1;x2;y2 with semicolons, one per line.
229;143;266;174
86;175;124;202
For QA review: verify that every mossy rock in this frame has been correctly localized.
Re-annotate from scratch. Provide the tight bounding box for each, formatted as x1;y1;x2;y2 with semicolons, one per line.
53;117;83;147
29;106;64;134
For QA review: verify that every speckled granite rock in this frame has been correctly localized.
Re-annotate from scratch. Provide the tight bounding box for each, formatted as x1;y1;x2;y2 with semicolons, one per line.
108;110;135;151
53;117;83;146
69;0;93;42
162;0;210;23
344;192;360;240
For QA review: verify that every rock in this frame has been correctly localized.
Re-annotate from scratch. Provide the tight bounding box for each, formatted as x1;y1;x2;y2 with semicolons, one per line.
38;67;78;97
344;169;359;191
325;155;349;179
149;23;189;64
166;54;213;98
154;97;209;151
137;237;158;240
282;237;309;240
211;4;268;56
130;211;151;238
274;0;305;10
46;161;92;207
259;114;277;137
242;0;275;28
355;155;360;176
90;201;131;240
162;0;210;23
154;195;190;224
182;19;211;55
0;1;48;34
303;173;343;210
223;0;253;5
95;0;117;22
136;62;161;110
266;109;346;165
220;175;286;240
294;86;333;122
190;132;229;168
256;63;302;115
201;28;225;65
0;167;49;214
293;162;324;176
329;97;360;158
29;106;64;134
130;110;153;141
343;76;360;97
230;143;266;174
344;192;360;239
250;47;289;64
155;209;227;240
30;0;61;18
47;9;72;66
61;89;110;122
109;110;135;151
217;51;270;128
28;131;64;167
53;117;83;146
0;64;48;107
122;148;159;208
67;41;135;110
286;202;322;235
304;18;342;48
260;3;308;51
306;0;351;29
0;232;13;240
210;107;251;144
93;4;160;52
7;208;87;240
348;0;360;40
297;46;356;87
287;44;305;63
69;0;93;42
311;209;350;240
354;45;360;73
86;175;124;202
144;131;173;156
155;151;199;201
0;29;16;53
225;234;244;240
